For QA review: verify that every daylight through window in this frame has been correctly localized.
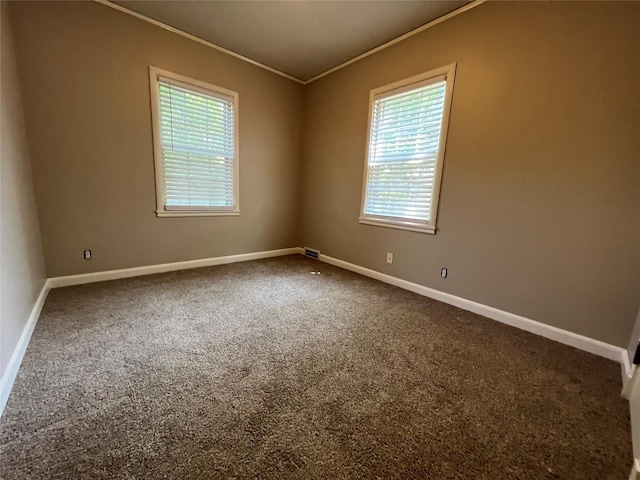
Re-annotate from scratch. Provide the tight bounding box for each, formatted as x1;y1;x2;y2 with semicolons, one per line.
360;64;456;234
150;67;239;217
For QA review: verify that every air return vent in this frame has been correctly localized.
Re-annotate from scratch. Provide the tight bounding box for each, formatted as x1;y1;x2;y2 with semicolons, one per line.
304;247;320;260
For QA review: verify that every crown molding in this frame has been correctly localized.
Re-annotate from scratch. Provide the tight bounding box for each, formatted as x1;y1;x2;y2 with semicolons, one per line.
304;0;485;84
94;0;485;86
94;0;305;84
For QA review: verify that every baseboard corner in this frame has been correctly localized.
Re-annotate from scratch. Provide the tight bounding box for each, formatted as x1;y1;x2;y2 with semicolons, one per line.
316;252;625;366
0;280;50;418
48;247;304;288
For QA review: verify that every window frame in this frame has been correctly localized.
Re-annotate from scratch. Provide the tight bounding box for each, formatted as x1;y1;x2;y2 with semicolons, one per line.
359;63;456;234
149;66;240;218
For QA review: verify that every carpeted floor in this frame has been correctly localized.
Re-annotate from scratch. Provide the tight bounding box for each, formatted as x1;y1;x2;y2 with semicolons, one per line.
0;255;631;479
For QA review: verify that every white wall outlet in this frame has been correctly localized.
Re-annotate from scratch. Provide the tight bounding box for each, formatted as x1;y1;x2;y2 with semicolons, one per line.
83;250;92;260
386;252;393;264
441;267;448;278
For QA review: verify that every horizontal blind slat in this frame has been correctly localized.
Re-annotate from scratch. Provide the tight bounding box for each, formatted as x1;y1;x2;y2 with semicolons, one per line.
373;97;446;121
371;116;443;136
163;154;233;164
157;76;236;209
159;78;234;103
159;108;233;130
163;150;233;166
375;82;446;106
371;151;439;162
365;79;447;222
158;99;232;120
162;142;233;158
164;177;234;188
164;168;233;180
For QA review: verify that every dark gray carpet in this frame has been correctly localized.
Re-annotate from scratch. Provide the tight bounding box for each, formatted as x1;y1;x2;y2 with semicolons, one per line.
0;255;631;479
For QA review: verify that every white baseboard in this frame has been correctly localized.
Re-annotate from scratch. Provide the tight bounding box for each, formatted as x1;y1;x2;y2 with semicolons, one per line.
623;367;638;400
629;459;640;480
0;280;51;418
1;247;303;417
623;356;636;382
48;247;304;288
1;247;628;421
316;253;626;364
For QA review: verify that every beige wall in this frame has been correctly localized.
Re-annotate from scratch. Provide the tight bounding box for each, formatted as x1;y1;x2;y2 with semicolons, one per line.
8;1;305;277
299;1;640;347
0;2;47;379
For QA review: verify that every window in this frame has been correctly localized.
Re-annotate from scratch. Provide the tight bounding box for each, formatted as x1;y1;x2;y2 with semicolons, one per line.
149;67;239;217
359;64;456;234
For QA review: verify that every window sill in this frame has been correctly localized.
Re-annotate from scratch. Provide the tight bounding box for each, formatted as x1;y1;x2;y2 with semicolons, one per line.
358;217;435;234
156;210;240;218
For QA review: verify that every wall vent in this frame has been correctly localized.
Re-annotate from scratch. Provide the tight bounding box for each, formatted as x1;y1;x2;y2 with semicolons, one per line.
304;247;320;260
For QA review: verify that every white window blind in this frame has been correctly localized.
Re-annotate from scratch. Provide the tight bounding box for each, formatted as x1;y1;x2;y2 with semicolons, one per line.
150;67;239;216
360;65;455;234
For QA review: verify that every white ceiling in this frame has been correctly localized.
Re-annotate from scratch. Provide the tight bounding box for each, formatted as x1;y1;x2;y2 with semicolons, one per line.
112;1;470;82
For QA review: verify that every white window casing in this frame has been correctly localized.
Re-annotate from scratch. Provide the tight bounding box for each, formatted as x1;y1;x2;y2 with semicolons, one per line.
149;66;240;217
359;63;456;234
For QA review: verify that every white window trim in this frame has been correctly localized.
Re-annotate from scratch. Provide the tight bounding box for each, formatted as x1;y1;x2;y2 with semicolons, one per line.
149;66;240;218
359;63;456;234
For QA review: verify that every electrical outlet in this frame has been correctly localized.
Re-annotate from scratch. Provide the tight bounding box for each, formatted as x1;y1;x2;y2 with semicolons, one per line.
83;250;92;260
441;267;447;278
386;252;393;264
